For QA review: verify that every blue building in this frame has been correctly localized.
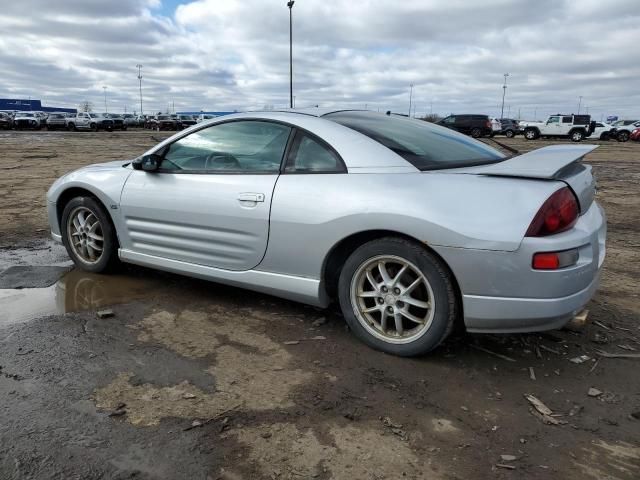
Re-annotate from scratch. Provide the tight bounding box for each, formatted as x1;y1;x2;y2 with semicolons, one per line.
0;98;77;114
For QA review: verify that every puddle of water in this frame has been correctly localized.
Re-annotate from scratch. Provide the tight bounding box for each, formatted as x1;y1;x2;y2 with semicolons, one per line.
0;269;158;326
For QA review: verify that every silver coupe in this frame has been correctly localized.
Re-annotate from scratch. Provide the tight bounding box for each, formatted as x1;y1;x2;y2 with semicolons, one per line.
47;109;606;356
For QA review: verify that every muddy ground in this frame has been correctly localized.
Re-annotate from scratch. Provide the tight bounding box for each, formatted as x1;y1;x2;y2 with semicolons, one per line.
0;130;639;480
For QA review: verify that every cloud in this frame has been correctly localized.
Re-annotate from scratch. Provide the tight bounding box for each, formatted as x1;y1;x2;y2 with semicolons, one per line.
0;0;638;119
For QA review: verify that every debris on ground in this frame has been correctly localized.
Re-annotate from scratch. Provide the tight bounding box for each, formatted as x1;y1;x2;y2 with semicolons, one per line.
569;355;591;364
96;309;114;319
524;394;566;425
596;351;640;359
108;403;127;417
311;317;327;327
500;455;517;462
539;344;560;355
529;367;536;380
470;344;516;362
283;340;300;345
587;388;603;397
496;464;516;470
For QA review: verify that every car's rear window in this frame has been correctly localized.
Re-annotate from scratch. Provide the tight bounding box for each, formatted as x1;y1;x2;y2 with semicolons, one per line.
324;111;506;170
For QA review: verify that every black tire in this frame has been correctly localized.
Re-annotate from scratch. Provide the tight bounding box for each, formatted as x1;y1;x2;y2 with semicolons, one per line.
470;127;482;138
505;129;515;138
570;130;584;142
67;123;75;131
338;237;458;357
600;132;610;141
617;131;630;142
90;123;98;132
122;125;127;131
524;128;538;140
61;196;119;273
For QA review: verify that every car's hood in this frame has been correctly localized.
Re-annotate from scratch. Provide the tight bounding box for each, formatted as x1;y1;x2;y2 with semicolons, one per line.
519;120;544;127
83;160;131;170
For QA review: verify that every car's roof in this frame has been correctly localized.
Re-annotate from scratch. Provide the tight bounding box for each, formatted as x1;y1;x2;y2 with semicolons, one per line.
147;110;416;171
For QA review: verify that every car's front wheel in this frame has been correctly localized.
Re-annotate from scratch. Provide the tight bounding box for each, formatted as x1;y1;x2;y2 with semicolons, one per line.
61;196;119;273
338;238;457;356
524;129;538;140
505;129;515;138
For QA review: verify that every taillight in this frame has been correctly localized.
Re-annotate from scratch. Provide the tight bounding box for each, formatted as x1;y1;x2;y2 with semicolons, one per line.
532;249;579;270
486;120;491;128
526;187;579;237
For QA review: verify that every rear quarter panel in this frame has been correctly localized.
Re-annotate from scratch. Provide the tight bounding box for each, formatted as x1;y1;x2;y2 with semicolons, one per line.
259;172;561;279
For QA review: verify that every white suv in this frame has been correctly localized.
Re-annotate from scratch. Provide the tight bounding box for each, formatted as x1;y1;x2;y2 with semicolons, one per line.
611;120;640;142
520;114;593;142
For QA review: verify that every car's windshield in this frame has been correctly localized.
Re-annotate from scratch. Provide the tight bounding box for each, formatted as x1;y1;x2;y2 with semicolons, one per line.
179;115;193;120
22;113;35;117
158;115;170;120
324;111;506;170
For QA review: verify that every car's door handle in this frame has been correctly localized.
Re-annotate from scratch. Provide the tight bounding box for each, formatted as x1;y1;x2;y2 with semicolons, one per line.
237;193;265;203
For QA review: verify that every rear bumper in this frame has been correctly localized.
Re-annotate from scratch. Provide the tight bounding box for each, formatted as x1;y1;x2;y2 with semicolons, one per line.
463;272;600;333
433;201;606;333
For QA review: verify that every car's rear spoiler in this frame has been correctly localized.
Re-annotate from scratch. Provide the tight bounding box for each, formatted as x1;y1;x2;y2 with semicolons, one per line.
462;144;597;179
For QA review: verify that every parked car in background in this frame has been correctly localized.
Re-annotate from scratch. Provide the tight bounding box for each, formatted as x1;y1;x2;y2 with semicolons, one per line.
499;118;520;138
436;114;493;138
611;120;640;142
46;110;606;356
176;114;197;130
144;115;157;129
155;114;178;131
520;114;594;142
630;128;640;142
67;112;114;131
13;112;42;130
122;114;138;128
590;122;614;140
196;114;217;123
0;112;13;129
106;114;127;130
45;112;69;131
490;118;501;136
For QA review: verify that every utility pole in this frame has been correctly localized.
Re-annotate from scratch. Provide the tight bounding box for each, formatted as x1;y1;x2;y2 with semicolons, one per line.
287;1;295;109
103;86;108;113
500;73;509;120
408;84;414;117
578;96;583;114
136;64;143;115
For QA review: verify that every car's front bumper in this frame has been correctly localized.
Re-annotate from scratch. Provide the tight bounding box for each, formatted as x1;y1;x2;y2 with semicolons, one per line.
47;200;63;243
433;201;606;333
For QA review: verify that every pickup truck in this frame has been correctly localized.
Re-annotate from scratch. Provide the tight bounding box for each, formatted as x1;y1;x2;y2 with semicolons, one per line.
520;114;594;142
66;112;114;132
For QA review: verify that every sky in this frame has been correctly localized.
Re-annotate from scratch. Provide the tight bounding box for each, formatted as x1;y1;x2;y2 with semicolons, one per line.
0;0;639;120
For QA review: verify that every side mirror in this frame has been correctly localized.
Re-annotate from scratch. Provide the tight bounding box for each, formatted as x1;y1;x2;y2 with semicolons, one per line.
132;154;162;172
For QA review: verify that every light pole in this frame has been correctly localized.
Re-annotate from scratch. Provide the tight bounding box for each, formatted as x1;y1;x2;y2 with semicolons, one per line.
578;96;583;114
136;64;144;115
408;84;414;117
103;86;108;113
500;73;509;120
287;1;295;109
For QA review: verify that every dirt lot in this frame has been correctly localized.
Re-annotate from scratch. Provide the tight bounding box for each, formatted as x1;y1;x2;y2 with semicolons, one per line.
0;130;639;480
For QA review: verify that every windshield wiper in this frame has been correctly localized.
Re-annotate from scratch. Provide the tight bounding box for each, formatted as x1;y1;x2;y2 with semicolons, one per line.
486;137;520;155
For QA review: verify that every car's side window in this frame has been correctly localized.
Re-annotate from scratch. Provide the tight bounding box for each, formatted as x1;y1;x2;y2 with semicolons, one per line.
562;116;572;123
548;116;560;124
160;120;291;173
284;131;346;174
443;116;455;124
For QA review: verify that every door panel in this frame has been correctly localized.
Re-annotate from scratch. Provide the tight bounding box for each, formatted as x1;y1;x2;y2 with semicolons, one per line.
120;172;277;271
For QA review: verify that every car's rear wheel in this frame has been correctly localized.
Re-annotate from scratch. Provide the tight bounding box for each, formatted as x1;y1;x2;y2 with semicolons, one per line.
505;129;515;138
470;127;482;138
338;238;457;356
600;132;610;141
617;131;630;142
570;130;584;142
61;196;119;273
